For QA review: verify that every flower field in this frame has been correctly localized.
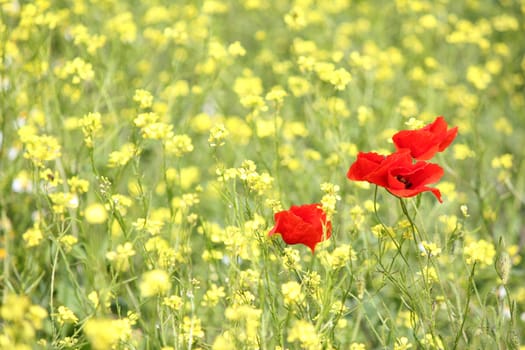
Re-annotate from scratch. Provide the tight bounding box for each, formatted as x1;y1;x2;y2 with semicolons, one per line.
1;0;524;349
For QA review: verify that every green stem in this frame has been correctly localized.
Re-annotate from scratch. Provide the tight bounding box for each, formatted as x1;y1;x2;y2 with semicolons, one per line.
49;243;60;338
453;262;476;350
398;198;421;243
1;208;10;303
373;186;409;267
272;105;282;198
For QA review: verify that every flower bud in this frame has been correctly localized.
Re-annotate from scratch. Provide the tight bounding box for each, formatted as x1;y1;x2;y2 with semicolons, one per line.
507;329;519;350
356;277;365;299
495;251;511;284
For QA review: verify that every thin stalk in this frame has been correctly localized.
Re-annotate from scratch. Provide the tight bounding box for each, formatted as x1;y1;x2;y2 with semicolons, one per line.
399;198;422;243
49;244;60;338
453;262;476;350
373;186;409;267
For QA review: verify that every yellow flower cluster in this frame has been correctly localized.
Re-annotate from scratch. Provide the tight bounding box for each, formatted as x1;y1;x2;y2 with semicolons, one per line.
54;57;95;84
464;239;496;267
213;304;262;348
417;266;439;284
163;294;183;310
215;216;265;261
419;241;442;258
282;247;301;271
19;129;61;168
55;305;78;325
208;123;229;147
132;104;194;157
281;281;304;307
394;337;413;350
0;294;48;349
80;112;102;148
492;153;513;181
239;160;274;195
318;244;357;270
287;320;321;350
139;269;172;297
59;234;78;252
217;160;274;196
303;271;321;296
22;221;44;248
145;236;179;269
105;12;137;43
446;18;491;49
142;121;174;140
83;315;135;350
107;143;138;167
132;218;164;236
397;96;419;118
48;191;78;214
69;24;107;55
202;284;226;307
133;89;154;109
165;134;194;157
420;333;444;350
171;192;200;211
180;316;205;345
84;203;108;224
320;182;341;220
67;176;89;194
106;242;136;272
466;65;492;90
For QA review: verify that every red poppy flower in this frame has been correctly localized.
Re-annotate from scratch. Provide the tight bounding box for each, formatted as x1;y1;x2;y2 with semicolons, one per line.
392;116;458;160
347;150;444;202
268;203;331;252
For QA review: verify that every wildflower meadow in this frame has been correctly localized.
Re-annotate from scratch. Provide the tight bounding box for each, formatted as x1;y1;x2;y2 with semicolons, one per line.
1;0;525;349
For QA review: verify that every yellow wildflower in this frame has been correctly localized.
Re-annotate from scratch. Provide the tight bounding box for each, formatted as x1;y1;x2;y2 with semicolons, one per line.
397;96;419;118
464;239;496;267
55;306;78;325
165;134;194;156
163;295;183;310
84;203;108;224
22;134;62;168
202;284;226;307
84;317;133;350
106;242;136;272
80;112;102;148
394;337;413;350
59;235;78;252
287;320;321;350
467;65;492;90
48;192;79;214
140;269;171;297
281;281;304;306
133;89;154;109
22;223;44;248
228;41;246;57
107;143;138;167
419;241;442;257
67;176;89;194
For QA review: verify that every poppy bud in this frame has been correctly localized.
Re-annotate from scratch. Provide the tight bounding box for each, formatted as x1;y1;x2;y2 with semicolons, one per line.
507;329;520;350
495;251;511;284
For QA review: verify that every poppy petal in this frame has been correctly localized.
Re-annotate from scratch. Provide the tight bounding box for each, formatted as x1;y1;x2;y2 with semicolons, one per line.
392;116;458;160
268;203;331;252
